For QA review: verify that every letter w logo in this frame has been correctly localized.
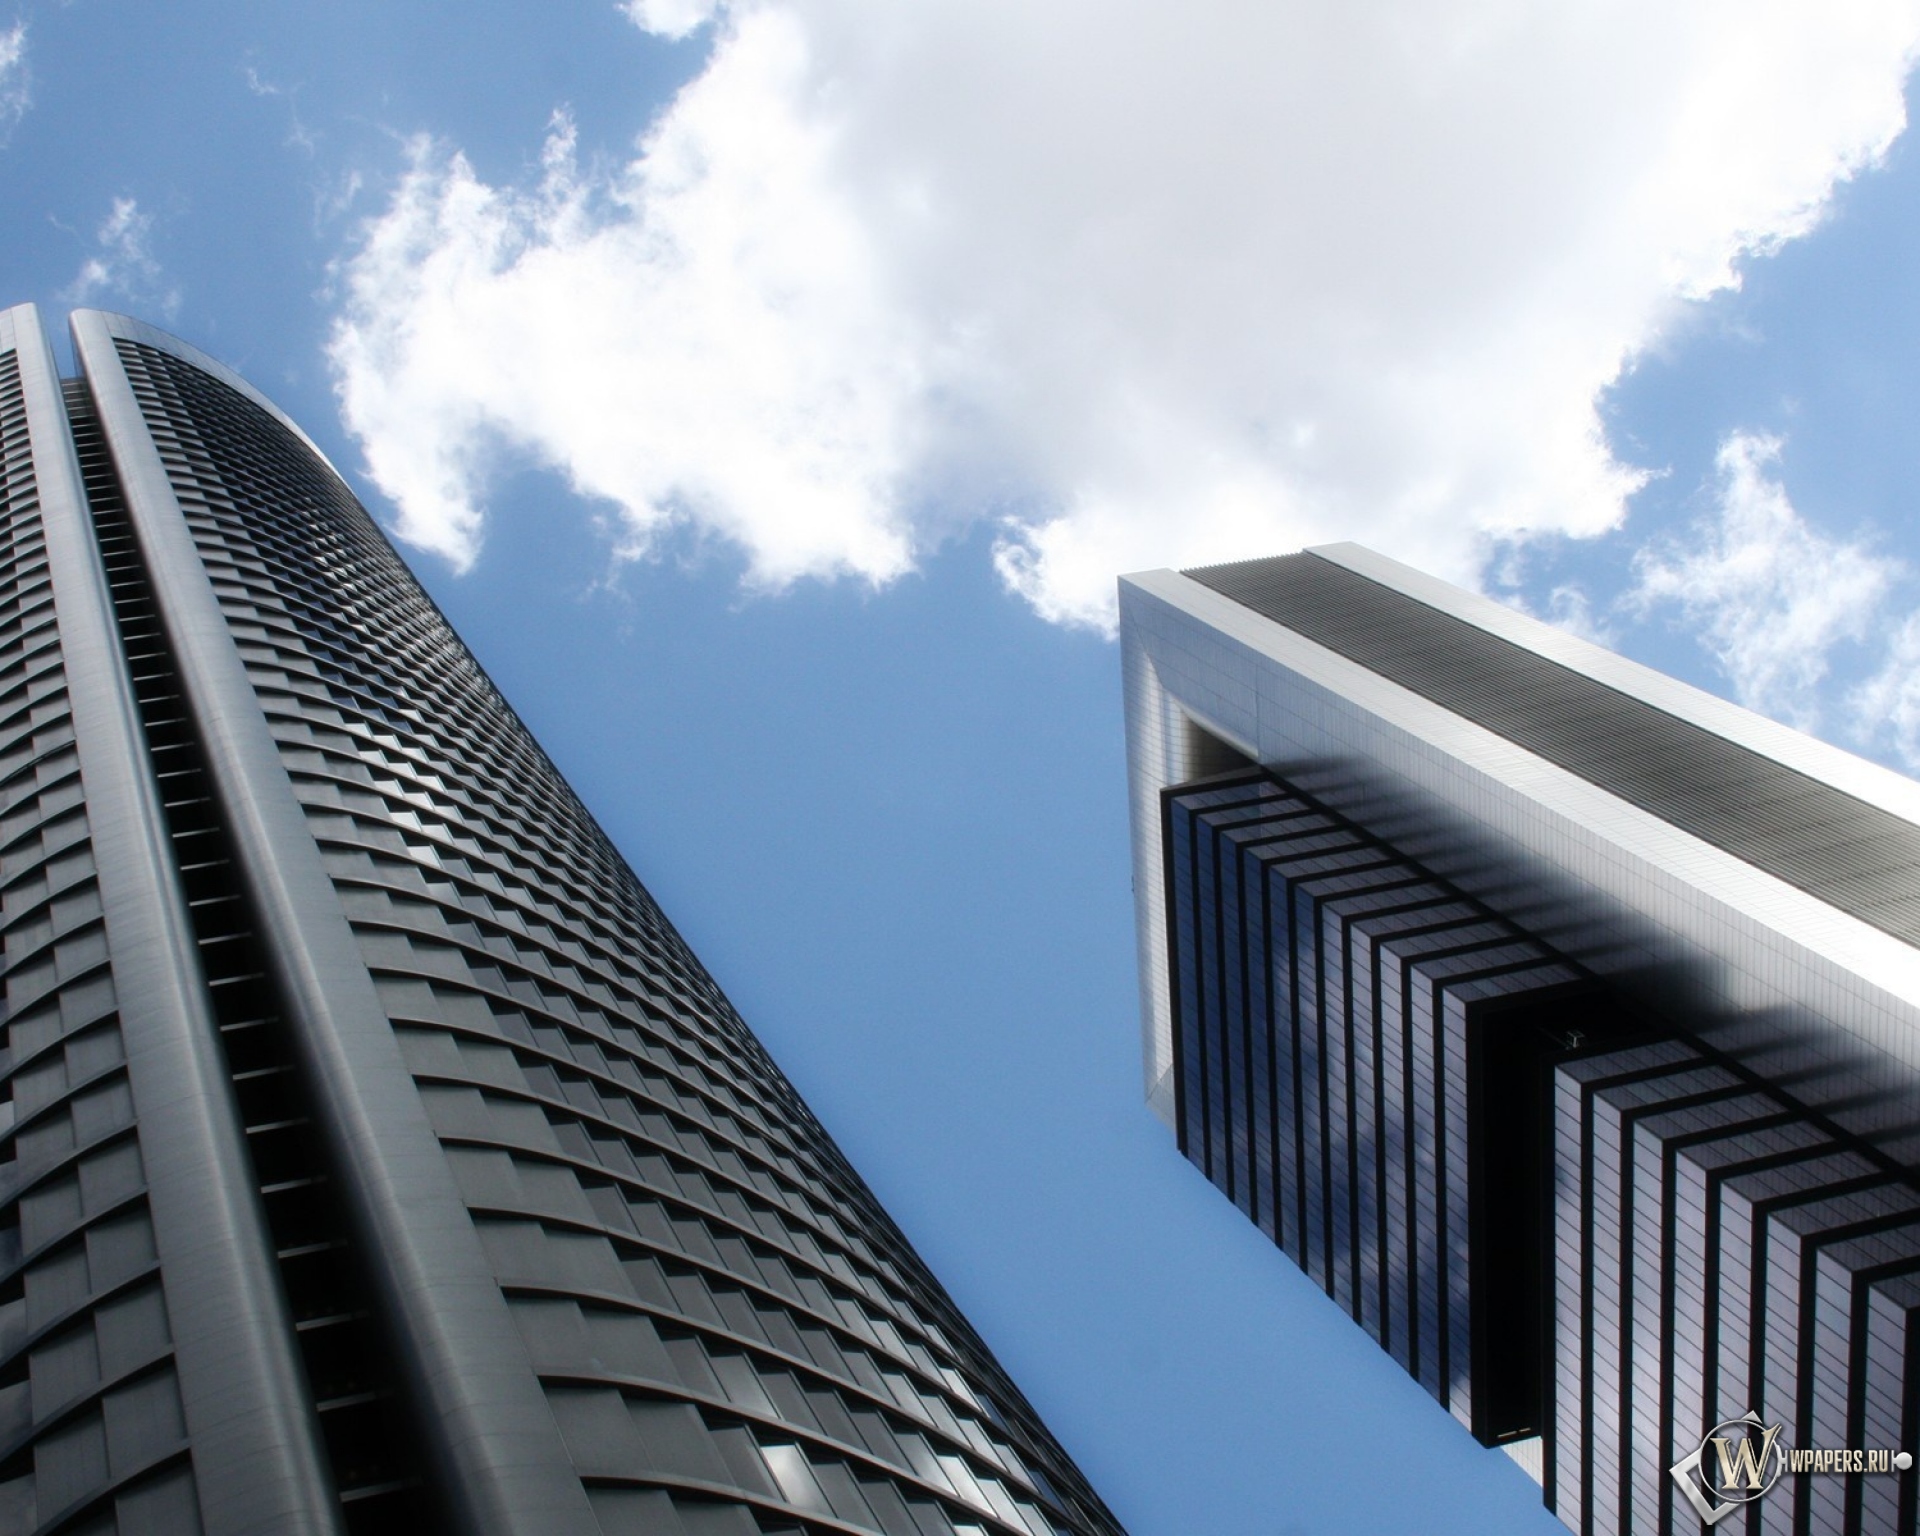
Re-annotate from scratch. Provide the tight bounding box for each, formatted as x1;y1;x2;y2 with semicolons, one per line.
1671;1411;1787;1525
1714;1424;1782;1492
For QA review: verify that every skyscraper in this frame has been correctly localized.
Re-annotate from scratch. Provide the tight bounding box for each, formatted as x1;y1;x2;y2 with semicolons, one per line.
0;303;1123;1536
1122;546;1920;1536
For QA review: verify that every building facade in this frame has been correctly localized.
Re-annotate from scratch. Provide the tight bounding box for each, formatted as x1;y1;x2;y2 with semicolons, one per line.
0;303;1124;1536
1122;547;1920;1535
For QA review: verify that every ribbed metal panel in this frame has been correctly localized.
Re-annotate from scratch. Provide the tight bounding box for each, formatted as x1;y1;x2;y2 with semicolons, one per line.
76;312;601;1536
1186;553;1920;949
0;314;207;1536
1553;1042;1920;1536
0;301;363;1536
1162;765;1596;1449
67;370;419;1534
1166;757;1920;1535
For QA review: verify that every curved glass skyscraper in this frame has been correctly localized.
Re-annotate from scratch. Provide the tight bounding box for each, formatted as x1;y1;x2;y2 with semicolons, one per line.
0;304;1122;1536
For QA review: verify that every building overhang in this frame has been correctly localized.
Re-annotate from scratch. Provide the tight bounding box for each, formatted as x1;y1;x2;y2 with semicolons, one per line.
1121;545;1920;1152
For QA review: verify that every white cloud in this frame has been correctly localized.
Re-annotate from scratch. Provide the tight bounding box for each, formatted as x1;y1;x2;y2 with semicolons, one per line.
331;56;922;584
1626;432;1899;730
622;0;721;41
1545;585;1618;651
0;22;29;143
65;197;180;319
1850;613;1920;769
330;0;1920;627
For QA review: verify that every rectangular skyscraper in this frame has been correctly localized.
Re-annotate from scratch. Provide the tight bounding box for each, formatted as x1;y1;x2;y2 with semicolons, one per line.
0;303;1124;1536
1121;546;1920;1536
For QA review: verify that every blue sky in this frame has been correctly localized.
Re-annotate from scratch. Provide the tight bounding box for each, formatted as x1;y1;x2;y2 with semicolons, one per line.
8;4;1920;1532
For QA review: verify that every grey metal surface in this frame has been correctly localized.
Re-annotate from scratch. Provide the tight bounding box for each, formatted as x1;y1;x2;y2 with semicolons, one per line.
13;303;340;1536
73;310;603;1536
1187;551;1920;949
1119;615;1200;1122
0;310;207;1535
0;306;209;1536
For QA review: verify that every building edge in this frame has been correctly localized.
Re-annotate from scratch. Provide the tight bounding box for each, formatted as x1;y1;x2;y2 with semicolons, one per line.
71;308;602;1536
7;302;344;1536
